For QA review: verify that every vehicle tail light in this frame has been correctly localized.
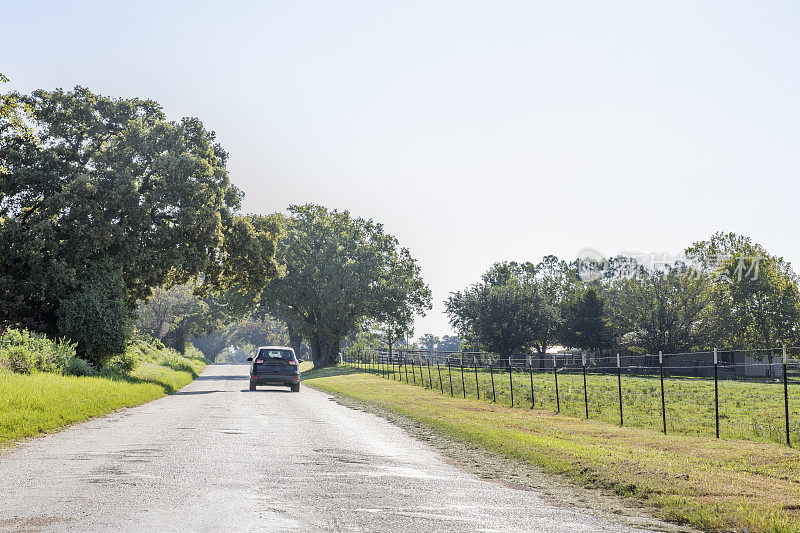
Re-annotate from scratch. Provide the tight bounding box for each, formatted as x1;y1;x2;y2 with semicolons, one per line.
255;359;264;364
287;360;298;366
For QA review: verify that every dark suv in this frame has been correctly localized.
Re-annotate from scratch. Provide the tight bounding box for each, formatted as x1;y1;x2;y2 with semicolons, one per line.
247;346;301;392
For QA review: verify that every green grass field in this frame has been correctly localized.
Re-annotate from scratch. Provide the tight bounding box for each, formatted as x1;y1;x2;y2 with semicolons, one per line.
0;355;207;445
347;360;800;445
303;365;800;533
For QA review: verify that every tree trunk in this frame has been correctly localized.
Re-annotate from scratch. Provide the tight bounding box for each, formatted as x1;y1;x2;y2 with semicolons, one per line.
285;320;305;360
164;325;188;354
310;336;322;367
174;327;187;354
311;336;341;368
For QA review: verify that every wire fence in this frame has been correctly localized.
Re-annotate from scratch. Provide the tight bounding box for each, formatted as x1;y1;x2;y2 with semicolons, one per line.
341;346;800;447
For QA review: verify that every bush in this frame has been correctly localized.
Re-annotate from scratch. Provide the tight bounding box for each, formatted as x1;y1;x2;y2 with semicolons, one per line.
183;343;205;361
103;352;138;374
4;345;34;373
0;329;207;382
0;328;88;374
56;263;132;367
63;356;96;376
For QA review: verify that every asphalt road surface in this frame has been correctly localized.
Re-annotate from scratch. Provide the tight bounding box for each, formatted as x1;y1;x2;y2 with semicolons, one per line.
0;364;653;533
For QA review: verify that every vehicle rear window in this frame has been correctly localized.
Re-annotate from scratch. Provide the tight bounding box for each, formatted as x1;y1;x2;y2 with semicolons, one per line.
257;349;294;361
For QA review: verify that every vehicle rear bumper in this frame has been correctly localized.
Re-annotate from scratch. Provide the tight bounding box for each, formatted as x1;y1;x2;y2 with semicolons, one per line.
250;374;300;385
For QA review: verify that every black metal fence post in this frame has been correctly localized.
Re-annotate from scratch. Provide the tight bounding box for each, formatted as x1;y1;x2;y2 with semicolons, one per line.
582;353;589;419
437;360;444;393
553;356;560;413
404;354;409;383
784;344;791;447
460;358;466;398
508;356;514;407
529;358;535;409
427;359;433;389
489;360;496;402
411;355;416;385
659;351;667;435
714;348;720;439
448;359;454;397
473;357;480;399
617;353;623;426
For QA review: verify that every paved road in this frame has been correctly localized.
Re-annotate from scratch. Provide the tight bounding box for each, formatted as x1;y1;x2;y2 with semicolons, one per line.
0;364;651;533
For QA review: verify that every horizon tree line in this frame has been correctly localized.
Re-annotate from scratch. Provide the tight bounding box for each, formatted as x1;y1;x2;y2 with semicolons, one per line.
445;233;800;358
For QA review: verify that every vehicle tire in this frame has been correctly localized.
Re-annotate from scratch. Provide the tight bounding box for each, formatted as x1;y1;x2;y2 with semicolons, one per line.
291;383;300;393
249;381;256;391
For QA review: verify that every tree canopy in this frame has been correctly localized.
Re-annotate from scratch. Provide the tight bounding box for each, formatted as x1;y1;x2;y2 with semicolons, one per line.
446;259;574;356
0;83;278;361
260;204;431;368
686;233;800;355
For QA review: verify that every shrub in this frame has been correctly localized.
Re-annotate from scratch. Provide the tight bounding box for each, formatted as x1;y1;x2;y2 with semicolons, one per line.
62;356;96;376
103;352;138;375
0;328;86;374
56;263;132;367
5;345;34;373
183;343;206;361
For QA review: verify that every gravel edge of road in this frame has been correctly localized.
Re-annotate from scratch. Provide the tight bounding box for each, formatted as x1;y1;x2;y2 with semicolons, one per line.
306;384;699;533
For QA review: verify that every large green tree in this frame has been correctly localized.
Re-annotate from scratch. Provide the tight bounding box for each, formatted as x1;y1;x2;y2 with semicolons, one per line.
686;233;800;359
531;255;575;354
446;262;551;357
260;205;431;368
446;282;544;357
603;263;708;354
448;259;573;356
561;285;613;353
0;85;277;356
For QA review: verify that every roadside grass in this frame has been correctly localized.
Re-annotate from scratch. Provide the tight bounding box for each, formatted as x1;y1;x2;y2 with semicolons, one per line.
303;366;800;533
344;361;800;446
0;349;207;446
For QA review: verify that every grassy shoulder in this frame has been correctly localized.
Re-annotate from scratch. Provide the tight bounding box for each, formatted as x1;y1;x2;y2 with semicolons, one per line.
0;342;207;446
303;366;800;533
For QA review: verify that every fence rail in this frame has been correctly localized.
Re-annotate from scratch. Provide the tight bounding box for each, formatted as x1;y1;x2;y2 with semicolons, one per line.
342;346;800;447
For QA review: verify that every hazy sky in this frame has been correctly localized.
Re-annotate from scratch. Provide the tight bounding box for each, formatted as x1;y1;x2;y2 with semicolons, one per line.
4;1;800;337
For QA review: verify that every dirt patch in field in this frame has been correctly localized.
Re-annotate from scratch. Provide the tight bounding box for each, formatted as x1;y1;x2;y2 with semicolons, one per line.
324;392;698;533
